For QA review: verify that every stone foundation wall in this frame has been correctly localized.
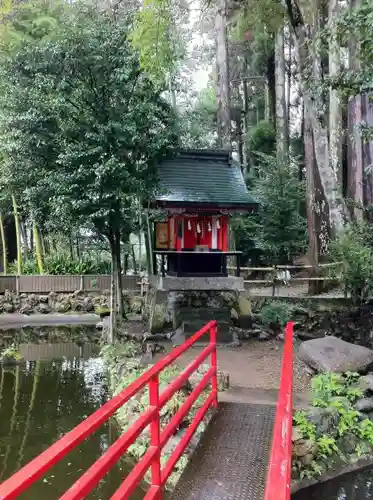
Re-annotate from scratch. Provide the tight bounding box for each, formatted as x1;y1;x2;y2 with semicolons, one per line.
0;289;144;315
145;288;252;341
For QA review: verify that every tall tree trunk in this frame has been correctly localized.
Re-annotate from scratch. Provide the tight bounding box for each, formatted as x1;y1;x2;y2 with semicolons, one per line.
123;252;129;275
109;252;116;344
287;0;346;246
275;25;288;162
12;195;22;274
347;0;364;219
242;78;249;176
69;234;74;259
20;218;28;260
329;0;343;194
169;78;177;110
107;236;117;344
264;81;270;121
286;30;292;137
0;213;7;275
75;235;81;259
114;228;125;319
144;212;154;275
266;49;276;125
33;221;44;274
131;244;137;274
362;95;373;214
215;0;231;149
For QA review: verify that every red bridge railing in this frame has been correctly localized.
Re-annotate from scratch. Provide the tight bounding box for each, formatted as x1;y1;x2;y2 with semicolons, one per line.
0;320;218;500
264;321;294;500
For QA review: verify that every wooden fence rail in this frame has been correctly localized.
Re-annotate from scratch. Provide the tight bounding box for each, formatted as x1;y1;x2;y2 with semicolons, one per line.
228;261;344;296
0;262;344;297
0;274;141;294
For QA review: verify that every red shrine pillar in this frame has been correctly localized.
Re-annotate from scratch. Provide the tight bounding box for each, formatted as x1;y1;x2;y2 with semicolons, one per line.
175;216;182;251
221;216;228;251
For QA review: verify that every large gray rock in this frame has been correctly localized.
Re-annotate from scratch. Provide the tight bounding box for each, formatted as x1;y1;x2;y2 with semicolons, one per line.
306;406;340;437
298;336;373;373
356;397;373;412
359;374;373;392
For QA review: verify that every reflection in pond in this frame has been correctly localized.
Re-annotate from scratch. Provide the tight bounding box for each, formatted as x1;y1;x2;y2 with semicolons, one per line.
0;324;101;351
292;468;373;500
0;331;146;499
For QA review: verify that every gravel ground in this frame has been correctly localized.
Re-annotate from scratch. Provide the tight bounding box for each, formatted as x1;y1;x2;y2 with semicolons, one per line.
155;339;311;395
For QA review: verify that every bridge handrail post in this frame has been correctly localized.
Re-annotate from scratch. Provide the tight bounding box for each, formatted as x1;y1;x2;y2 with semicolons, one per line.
149;373;162;499
264;320;294;500
210;322;218;409
0;320;219;499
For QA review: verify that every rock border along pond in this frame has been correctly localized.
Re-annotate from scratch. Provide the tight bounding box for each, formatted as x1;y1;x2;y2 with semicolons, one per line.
0;289;144;316
292;337;373;492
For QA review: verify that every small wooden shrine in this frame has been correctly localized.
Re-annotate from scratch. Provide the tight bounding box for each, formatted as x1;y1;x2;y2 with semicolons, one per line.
151;150;258;279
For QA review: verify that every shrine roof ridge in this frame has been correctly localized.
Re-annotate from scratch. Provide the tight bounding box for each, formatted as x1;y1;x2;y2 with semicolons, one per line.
153;148;258;210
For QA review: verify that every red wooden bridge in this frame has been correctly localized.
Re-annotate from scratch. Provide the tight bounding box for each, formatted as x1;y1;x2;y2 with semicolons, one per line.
0;320;294;500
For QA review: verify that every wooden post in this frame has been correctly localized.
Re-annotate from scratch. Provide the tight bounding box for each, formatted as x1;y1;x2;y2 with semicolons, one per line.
161;254;166;278
235;253;240;277
272;266;277;297
15;275;20;295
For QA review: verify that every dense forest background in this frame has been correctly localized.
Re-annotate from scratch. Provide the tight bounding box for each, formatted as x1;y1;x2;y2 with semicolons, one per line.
0;0;373;312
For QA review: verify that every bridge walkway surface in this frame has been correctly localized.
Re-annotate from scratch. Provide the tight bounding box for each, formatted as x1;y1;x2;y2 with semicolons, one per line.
170;398;275;500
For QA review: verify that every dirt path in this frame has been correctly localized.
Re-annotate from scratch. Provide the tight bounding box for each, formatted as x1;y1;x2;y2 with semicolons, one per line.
155;339;312;405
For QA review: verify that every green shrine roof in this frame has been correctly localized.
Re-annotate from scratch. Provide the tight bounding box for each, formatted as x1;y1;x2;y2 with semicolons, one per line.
153;150;258;210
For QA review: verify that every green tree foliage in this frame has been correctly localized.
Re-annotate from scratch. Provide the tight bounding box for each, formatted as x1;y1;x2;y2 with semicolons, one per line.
0;3;178;236
247;120;276;163
0;0;67;269
330;221;373;305
233;0;284;36
130;0;187;84
0;2;178;322
180;86;218;148
236;154;306;265
0;0;65;51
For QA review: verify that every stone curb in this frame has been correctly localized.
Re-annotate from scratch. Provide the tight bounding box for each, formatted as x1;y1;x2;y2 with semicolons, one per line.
291;456;373;493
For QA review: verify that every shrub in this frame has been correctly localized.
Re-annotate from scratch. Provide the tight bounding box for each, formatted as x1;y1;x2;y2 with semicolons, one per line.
330;221;373;305
247;120;276;159
9;252;111;275
243;154;307;265
259;301;293;328
292;371;373;480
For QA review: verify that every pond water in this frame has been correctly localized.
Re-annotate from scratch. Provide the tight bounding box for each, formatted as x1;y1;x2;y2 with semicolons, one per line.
292;468;373;500
0;327;146;499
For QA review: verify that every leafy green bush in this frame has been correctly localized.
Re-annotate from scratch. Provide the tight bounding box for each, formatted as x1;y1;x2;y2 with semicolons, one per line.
241;154;307;265
330;221;373;305
259;301;293;328
9;252;111;275
247;120;276;159
311;372;362;407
